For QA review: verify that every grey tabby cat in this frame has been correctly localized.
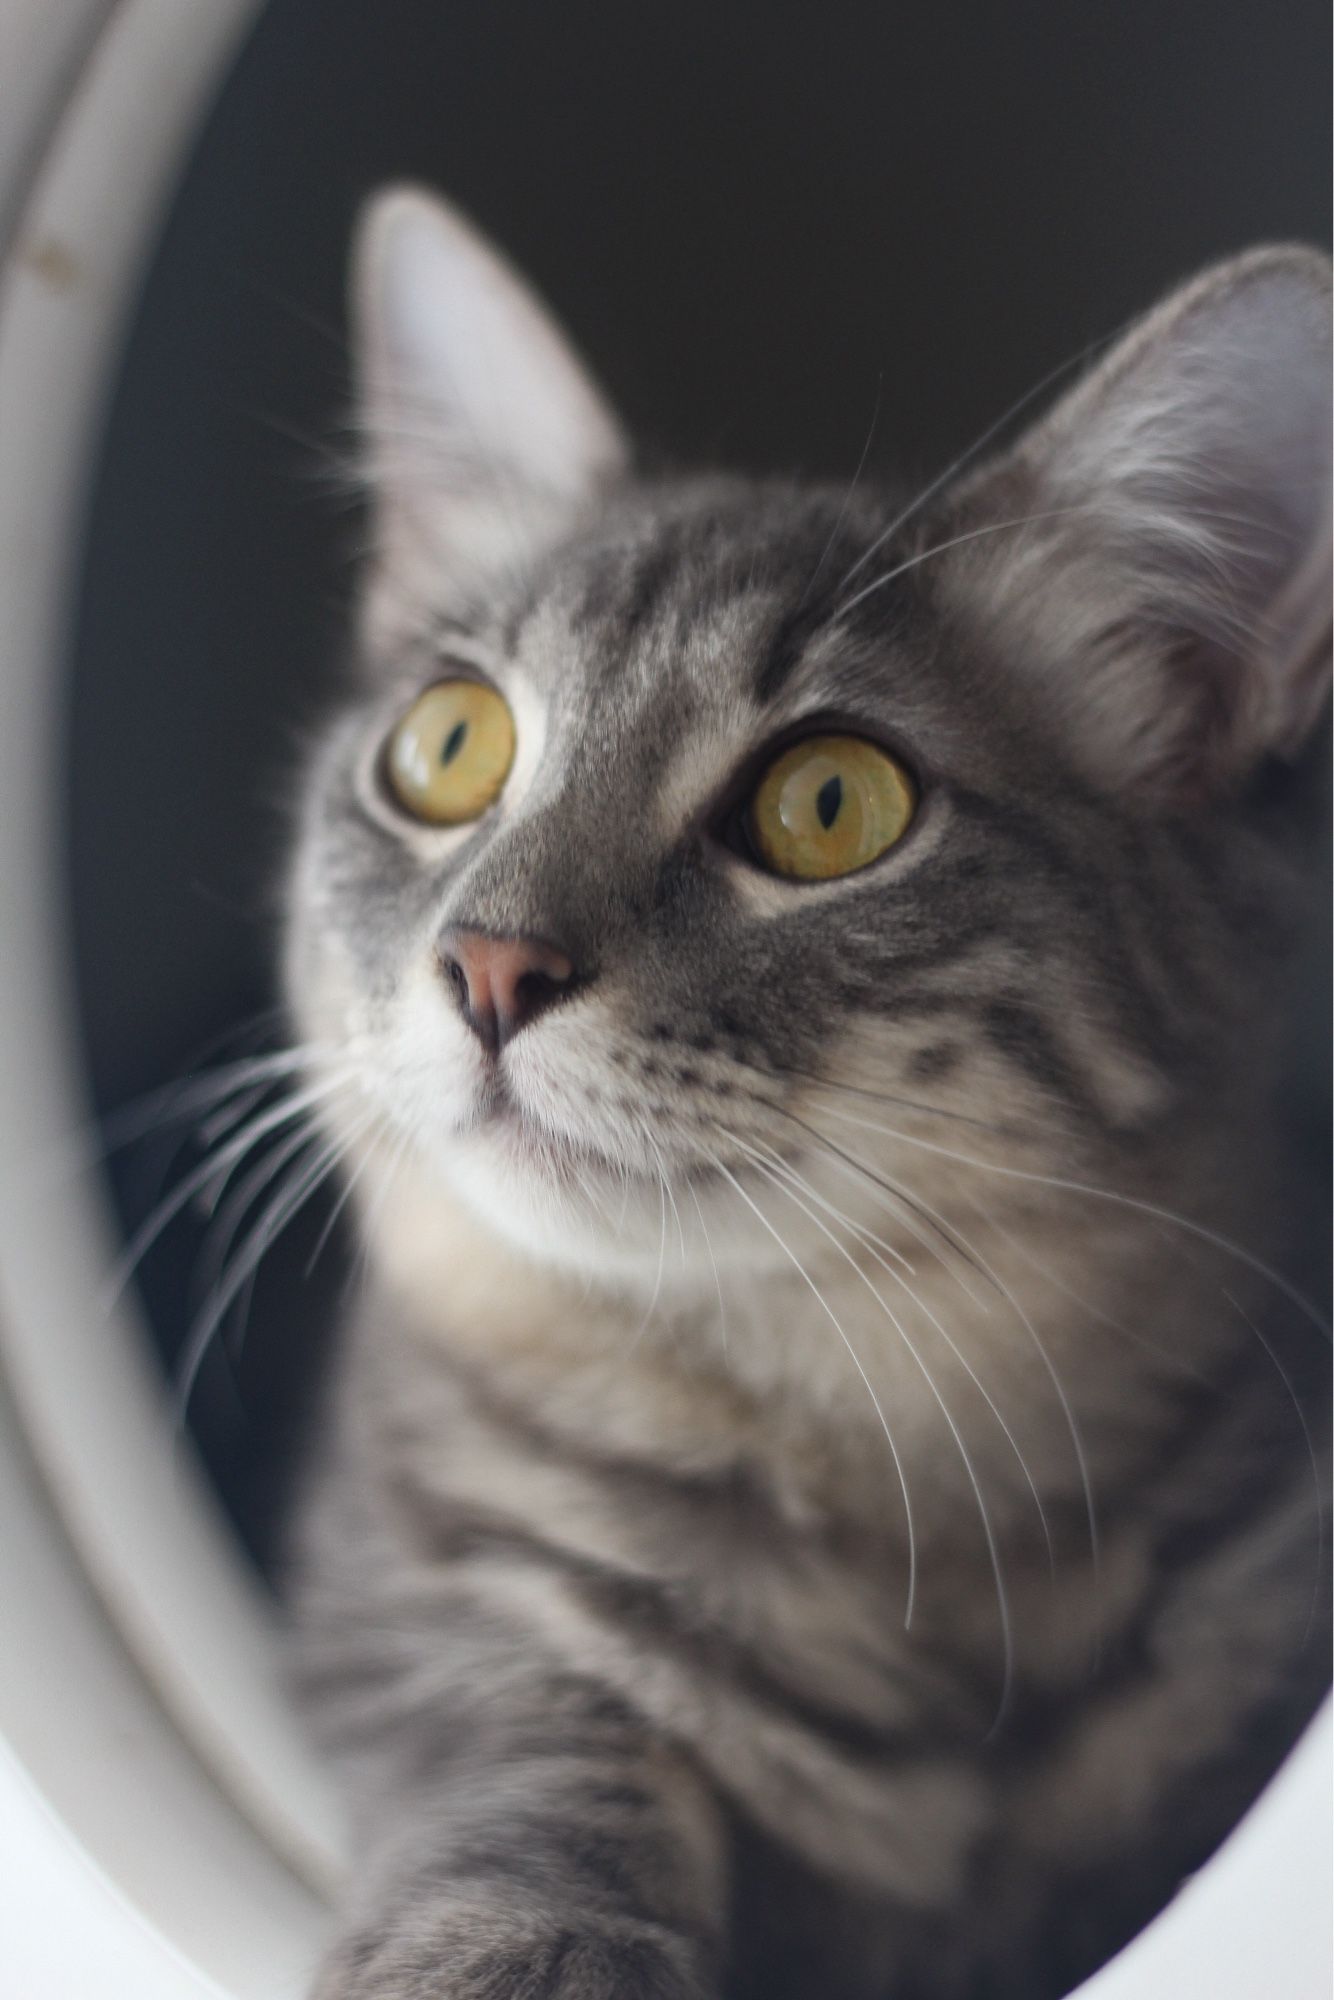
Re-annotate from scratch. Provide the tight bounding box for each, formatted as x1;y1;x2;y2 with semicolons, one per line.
284;186;1331;2000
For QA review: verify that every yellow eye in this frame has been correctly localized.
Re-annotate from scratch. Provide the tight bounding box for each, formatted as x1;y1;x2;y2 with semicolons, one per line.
748;734;916;879
384;679;516;824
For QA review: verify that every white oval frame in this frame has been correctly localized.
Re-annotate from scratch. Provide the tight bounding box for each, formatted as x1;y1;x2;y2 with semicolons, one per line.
0;1;338;1991
0;5;1326;1995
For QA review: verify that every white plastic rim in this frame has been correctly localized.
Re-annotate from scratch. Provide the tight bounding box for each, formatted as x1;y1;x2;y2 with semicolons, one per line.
0;0;338;1989
0;5;1326;1998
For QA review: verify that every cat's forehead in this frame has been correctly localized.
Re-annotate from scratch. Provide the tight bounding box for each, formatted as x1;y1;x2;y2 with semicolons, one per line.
492;479;935;729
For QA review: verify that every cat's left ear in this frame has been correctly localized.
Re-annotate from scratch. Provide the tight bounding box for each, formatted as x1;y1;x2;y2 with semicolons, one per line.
353;185;628;609
950;247;1331;799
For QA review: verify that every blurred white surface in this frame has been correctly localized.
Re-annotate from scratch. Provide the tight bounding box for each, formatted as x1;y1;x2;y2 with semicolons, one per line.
0;0;342;1904
1075;1700;1333;2000
0;1739;225;2000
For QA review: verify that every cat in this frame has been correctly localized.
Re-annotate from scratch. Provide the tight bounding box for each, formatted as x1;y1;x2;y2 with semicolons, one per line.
280;186;1331;1999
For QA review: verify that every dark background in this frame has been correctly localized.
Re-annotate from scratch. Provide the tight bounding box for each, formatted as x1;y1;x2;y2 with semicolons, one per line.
66;0;1332;1562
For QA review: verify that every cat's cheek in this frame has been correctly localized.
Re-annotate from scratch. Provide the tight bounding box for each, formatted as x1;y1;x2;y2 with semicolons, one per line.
280;883;363;1058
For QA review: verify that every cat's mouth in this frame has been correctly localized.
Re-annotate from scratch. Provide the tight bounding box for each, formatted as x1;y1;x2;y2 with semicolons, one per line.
465;1074;624;1182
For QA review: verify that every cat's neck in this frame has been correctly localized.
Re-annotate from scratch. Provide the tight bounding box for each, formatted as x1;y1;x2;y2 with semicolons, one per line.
350;1136;1267;1538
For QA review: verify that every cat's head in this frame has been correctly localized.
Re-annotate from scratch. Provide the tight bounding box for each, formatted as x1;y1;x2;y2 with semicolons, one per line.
285;187;1330;1296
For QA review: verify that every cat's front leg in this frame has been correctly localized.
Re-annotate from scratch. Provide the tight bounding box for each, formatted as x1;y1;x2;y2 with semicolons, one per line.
316;1900;709;2000
311;1728;727;2000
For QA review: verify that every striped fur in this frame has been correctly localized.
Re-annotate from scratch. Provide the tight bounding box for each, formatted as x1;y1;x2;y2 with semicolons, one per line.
284;193;1331;1997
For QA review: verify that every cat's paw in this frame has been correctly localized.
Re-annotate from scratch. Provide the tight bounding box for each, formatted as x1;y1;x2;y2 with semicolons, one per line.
313;1901;710;2000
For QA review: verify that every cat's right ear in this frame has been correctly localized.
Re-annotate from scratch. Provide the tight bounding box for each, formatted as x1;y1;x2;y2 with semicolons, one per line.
352;186;627;634
945;246;1331;802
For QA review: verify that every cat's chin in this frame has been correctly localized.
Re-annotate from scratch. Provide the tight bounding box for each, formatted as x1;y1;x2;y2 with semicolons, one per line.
468;1095;626;1185
433;1117;696;1284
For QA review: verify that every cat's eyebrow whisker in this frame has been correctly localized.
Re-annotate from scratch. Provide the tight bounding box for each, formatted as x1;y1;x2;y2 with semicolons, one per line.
835;320;1122;597
797;370;883;609
738;1135;1056;1581
809;1099;1332;1336
703;1147;920;1634
835;484;1281;640
832;506;1094;624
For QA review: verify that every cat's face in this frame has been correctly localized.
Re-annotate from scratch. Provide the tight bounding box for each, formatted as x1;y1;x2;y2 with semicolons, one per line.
285;190;1330;1294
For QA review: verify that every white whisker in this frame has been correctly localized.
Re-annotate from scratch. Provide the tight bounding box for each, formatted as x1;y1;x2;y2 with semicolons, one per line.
834;507;1092;623
99;1044;333;1155
629;1163;670;1347
775;1104;990;1308
775;1128;1096;1593
705;1149;919;1632
688;1180;729;1358
742;1135;1055;1579
645;1129;687;1266
172;1112;371;1426
965;1192;1211;1381
798;372;883;607
194;1118;324;1306
835;322;1119;596
303;1116;386;1279
1220;1286;1326;1645
100;1071;356;1313
738;1148;1014;1726
811;1099;1331;1334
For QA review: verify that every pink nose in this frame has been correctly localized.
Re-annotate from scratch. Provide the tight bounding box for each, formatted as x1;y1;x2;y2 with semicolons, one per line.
437;928;575;1054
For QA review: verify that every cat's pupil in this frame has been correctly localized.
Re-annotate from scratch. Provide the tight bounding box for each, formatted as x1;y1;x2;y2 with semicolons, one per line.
816;774;843;830
441;720;468;766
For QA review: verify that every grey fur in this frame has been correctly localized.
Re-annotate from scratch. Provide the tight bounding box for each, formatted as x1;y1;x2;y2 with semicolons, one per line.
283;190;1331;1999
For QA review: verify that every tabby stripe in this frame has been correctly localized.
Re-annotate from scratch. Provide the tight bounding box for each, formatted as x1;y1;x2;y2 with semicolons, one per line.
978;997;1107;1124
437;1563;986;1899
947;789;1194;1074
390;1488;946;1765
